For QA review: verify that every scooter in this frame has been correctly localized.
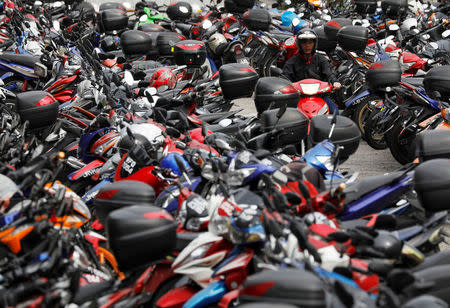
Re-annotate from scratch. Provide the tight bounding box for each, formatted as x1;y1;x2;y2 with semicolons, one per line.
292;78;333;118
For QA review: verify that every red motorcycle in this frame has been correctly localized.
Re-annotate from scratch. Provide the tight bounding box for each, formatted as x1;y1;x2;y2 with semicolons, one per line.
291;79;334;119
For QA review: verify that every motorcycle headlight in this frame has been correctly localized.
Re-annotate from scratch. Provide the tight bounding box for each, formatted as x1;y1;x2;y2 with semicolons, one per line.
174;243;213;269
299;83;320;95
34;63;48;78
94;145;104;157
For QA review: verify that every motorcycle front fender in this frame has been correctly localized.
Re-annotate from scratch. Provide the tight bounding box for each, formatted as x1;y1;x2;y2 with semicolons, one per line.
344;89;372;108
183;280;227;308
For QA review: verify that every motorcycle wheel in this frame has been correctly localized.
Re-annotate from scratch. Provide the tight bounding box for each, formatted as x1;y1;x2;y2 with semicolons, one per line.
385;121;417;165
351;95;381;138
364;108;388;150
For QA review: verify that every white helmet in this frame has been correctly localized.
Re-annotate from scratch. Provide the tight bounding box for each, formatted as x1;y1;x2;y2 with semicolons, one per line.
208;33;228;56
401;18;418;32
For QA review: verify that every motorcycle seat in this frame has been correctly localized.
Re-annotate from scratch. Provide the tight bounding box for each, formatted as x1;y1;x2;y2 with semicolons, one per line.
175;232;200;251
401;77;424;88
109;50;125;58
132;60;163;71
0;53;41;68
198;110;241;124
268;31;294;42
344;171;406;205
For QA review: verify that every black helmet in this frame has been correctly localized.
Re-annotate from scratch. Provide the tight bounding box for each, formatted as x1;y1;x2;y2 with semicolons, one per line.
296;28;318;55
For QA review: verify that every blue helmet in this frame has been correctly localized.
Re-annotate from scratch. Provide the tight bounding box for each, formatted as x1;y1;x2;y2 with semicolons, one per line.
159;152;191;176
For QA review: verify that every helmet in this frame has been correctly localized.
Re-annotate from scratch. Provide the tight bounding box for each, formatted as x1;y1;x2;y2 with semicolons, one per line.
296;28;318;55
208;33;228;56
160;152;191;176
228;205;266;245
119;123;165;160
401;18;418;32
149;68;176;93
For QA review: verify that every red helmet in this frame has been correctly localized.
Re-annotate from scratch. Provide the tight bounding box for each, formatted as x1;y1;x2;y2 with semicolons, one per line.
149;67;177;93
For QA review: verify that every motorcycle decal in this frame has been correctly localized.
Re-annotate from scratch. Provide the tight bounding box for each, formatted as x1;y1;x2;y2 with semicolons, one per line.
68;160;104;181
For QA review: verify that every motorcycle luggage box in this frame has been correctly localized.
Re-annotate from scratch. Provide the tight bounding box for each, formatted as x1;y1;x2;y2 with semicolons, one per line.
157;32;185;57
354;0;377;14
260;107;309;146
99;2;126;12
243;9;272;31
254;77;301;114
145;32;161;58
100;9;129;32
166;2;192;21
239;269;326;307
381;0;408;18
173;40;206;67
423;66;450;99
414;159;450;212
366;60;401;90
315;26;337;53
138;23;167;33
106;205;177;271
416;130;450;162
309;115;361;161
15;91;58;129
337;26;368;52
94;180;156;225
219;63;259;100
224;0;256;13
324;18;353;41
120;30;152;56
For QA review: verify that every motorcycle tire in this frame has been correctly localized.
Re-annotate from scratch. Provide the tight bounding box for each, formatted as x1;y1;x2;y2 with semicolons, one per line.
351;95;381;139
385;121;417;165
364;108;388;150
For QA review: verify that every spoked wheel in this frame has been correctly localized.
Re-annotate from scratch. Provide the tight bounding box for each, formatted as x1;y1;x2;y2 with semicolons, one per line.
385;121;417;165
352;96;381;138
364;108;389;150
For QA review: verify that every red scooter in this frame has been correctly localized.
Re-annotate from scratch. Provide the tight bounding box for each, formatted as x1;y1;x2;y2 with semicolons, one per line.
291;78;334;119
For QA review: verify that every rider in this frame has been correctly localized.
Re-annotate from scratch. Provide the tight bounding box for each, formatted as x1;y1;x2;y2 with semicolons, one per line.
282;28;341;114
